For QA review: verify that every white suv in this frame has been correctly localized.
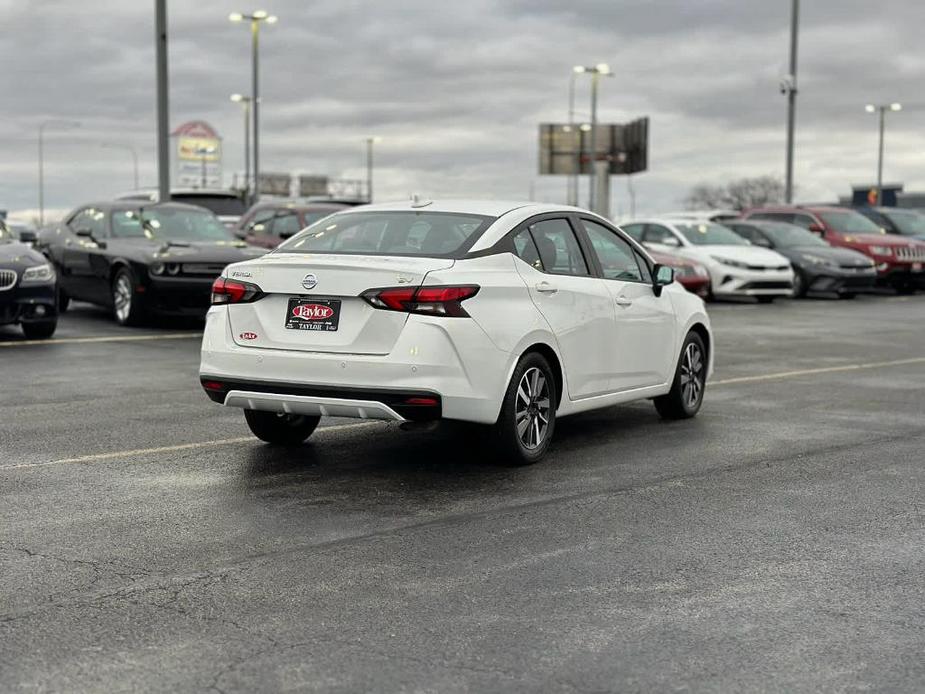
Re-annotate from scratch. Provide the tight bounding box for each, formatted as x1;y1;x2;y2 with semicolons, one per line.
200;201;713;465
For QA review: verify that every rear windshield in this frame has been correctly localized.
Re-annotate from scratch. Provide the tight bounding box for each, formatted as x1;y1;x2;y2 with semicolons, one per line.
277;211;495;257
170;194;247;217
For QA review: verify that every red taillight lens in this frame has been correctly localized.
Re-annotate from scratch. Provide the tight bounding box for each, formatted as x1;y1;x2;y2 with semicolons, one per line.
361;285;479;317
211;277;264;305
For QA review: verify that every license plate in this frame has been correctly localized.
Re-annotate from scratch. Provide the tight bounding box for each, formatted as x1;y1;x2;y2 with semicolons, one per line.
285;297;341;332
913;262;923;272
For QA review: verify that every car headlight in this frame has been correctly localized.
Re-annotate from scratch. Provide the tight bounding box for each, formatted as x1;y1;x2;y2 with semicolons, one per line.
802;254;836;268
149;262;165;276
21;263;55;284
712;256;748;269
869;245;893;256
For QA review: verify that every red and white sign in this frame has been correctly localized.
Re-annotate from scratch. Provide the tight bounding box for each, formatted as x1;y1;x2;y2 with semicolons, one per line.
292;304;334;320
239;331;258;340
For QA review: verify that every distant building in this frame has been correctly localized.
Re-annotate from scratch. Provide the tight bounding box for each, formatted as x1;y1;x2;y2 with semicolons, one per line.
838;184;925;209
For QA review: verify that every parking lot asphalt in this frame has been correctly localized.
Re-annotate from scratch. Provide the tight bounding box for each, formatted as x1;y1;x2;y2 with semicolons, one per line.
2;295;925;692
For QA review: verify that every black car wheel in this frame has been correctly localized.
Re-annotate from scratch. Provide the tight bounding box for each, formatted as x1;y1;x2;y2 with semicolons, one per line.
244;409;320;445
492;351;557;466
654;332;707;420
756;296;775;304
111;268;145;326
21;319;57;340
58;287;70;313
791;269;807;298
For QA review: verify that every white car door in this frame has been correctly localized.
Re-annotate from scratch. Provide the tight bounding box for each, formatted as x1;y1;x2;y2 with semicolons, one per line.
511;218;615;399
579;218;678;391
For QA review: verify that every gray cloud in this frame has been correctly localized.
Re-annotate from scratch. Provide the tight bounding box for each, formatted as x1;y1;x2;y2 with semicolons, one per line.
2;0;924;220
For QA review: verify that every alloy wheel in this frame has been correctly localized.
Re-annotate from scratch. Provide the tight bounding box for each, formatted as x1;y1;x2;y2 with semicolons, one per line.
680;342;704;409
515;367;551;450
113;274;133;323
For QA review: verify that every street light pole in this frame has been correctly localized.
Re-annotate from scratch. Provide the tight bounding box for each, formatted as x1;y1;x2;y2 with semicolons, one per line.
784;0;799;203
567;68;580;206
866;102;902;205
573;64;612;213
231;94;252;201
155;0;170;203
38;119;80;227
102;143;139;190
229;10;277;204
365;137;381;203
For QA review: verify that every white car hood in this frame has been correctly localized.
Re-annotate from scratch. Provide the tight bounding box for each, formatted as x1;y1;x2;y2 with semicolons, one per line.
697;244;789;266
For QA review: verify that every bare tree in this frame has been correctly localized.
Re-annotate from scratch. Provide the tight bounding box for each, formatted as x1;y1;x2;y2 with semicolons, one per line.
685;176;787;211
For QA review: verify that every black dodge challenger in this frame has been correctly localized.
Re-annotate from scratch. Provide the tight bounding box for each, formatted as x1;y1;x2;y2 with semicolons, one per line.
37;202;267;325
0;219;58;339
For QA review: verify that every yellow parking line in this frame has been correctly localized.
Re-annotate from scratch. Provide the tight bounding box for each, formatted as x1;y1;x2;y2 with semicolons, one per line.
710;356;925;386
1;421;383;471
0;333;202;348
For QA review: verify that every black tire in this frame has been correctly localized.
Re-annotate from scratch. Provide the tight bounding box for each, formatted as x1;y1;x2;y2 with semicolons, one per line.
244;409;320;445
491;351;557;466
58;288;70;313
791;269;808;298
756;296;775;304
896;283;917;295
839;292;857;300
21;320;57;340
654;332;707;420
111;268;146;326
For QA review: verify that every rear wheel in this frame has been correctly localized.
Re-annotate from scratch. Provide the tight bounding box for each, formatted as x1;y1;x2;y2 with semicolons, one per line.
896;283;917;295
654;332;706;420
839;292;857;300
492;352;557;465
58;287;70;313
22;320;57;340
791;269;807;298
756;296;775;304
244;410;321;445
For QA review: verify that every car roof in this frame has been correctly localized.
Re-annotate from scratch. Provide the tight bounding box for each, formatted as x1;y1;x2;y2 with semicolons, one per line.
353;199;578;218
247;201;348;213
750;205;846;214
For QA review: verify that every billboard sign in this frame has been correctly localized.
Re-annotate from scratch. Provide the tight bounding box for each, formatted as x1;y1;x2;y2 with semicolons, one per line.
171;121;222;188
299;175;330;197
259;172;292;196
538;117;648;176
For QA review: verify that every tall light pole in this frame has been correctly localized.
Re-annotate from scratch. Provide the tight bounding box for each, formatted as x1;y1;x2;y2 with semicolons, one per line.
783;0;799;203
230;94;252;201
365;137;381;203
38;119;80;227
155;0;170;203
866;102;902;206
101;143;139;190
574;64;613;212
567;66;582;206
229;10;277;204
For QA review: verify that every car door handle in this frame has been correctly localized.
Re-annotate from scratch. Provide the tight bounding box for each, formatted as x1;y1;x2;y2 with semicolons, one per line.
615;296;633;307
535;281;558;294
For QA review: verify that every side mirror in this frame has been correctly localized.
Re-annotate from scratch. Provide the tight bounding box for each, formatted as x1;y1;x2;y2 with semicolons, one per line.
278;230;297;240
753;237;772;248
662;236;681;247
19;230;37;244
808;223;825;234
75;227;94;238
653;264;674;296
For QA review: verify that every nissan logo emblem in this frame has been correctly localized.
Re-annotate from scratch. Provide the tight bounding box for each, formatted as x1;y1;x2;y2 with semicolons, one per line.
301;274;318;290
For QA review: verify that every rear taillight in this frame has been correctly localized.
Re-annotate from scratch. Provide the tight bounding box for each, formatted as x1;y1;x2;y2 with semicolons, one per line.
211;277;264;305
361;285;479;317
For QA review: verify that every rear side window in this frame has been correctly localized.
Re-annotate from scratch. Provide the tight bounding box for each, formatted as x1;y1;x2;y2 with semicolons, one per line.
528;219;589;276
512;228;543;271
278;211;495;257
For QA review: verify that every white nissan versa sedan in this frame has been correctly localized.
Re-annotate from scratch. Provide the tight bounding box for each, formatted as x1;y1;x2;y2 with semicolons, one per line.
622;218;794;302
200;201;713;465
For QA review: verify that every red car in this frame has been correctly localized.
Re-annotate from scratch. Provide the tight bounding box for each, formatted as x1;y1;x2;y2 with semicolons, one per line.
742;206;925;293
235;202;348;249
649;250;711;297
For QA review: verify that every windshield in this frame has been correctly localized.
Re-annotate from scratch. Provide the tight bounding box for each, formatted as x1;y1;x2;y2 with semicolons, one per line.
884;209;925;235
819;211;884;235
277;211;495;257
170;194;247;217
675;222;749;246
112;207;234;242
760;223;828;247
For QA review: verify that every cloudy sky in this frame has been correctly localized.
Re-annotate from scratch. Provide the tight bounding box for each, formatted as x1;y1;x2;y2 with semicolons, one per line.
2;0;924;221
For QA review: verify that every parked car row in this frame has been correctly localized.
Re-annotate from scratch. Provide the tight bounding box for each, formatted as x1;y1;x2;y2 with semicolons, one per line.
620;204;925;300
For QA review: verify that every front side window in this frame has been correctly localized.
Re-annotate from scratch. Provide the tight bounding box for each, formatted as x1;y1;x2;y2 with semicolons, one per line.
675;222;749;246
621;223;644;241
643;224;676;244
272;211;301;237
883;210;925;236
750;212;793;224
278;211;494;257
791;214;817;230
70;208;108;237
528;219;589;276
246;209;277;236
582;219;645;282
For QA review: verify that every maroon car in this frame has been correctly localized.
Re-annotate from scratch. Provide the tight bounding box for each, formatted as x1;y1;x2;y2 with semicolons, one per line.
649;250;711;298
743;205;925;293
235;202;348;249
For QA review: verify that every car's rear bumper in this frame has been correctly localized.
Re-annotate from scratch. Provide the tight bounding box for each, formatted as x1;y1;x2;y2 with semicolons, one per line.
199;306;513;424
